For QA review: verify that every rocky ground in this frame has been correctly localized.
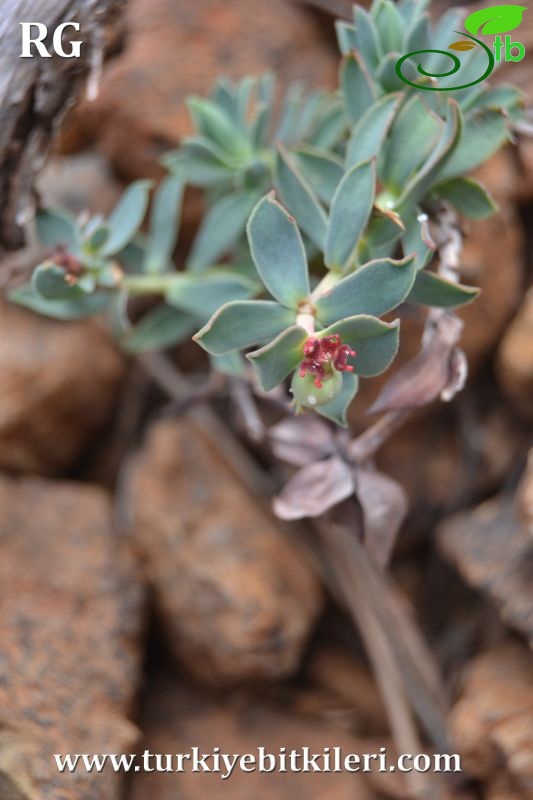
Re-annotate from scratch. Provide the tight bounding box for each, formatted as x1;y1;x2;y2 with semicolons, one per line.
0;1;532;799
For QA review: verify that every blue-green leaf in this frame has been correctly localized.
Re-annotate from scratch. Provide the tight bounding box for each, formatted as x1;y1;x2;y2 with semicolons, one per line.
400;207;436;269
8;284;108;320
381;95;443;193
346;93;401;170
187;191;259;272
167;139;234;187
316;372;359;427
434;177;497;219
32;263;85;301
102;180;153;257
325;159;376;271
145;175;184;273
247;192;310;308
397;100;462;208
433;109;509;185
165;270;257;318
123;304;197;353
315;255;416;325
187;98;251;157
319;315;400;376
340;53;376;125
373;0;404;53
407;270;479;308
274;148;327;251
351;6;381;70
194;300;295;355
210;351;246;376
36;208;79;251
293;148;344;206
247;325;308;392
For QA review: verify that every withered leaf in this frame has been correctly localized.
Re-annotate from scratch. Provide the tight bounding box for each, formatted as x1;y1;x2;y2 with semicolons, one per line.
356;468;408;570
448;40;477;51
273;455;354;520
268;416;335;467
368;313;463;415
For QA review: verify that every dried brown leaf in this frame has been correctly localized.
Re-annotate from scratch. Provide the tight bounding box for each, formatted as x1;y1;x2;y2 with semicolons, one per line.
273;456;354;520
368;313;463;415
268;416;335;467
357;468;408;569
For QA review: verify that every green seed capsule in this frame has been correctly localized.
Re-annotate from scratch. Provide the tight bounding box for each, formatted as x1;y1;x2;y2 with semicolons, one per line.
290;368;343;408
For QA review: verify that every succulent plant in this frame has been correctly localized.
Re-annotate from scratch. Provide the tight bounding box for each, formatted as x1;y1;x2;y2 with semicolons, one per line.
8;0;524;424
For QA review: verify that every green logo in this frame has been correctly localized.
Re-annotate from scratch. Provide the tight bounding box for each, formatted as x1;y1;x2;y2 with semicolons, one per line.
395;4;527;91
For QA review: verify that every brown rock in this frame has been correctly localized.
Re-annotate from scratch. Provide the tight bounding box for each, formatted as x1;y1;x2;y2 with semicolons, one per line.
449;642;533;796
68;0;338;179
0;475;145;800
130;417;322;686
375;404;522;519
437;495;533;646
0;298;124;474
496;286;533;419
457;152;524;370
518;449;533;534
130;670;376;800
304;647;388;737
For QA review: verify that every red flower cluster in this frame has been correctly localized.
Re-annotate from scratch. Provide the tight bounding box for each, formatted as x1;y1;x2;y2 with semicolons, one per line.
299;335;356;389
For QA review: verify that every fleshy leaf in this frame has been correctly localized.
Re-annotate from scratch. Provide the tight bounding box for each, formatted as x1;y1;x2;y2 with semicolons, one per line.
319;315;400;376
373;0;404;53
400;207;436;269
381;95;443;194
9;284;108;320
102;180;153;257
325;159;376;271
340;53;376;125
293;147;344;206
247;325;308;392
186;191;259;272
209;351;246;376
407;270;479;308
345;93;401;170
247;192;310;308
145;175;184;273
194;300;295;355
36;208;79;251
123;304;197;353
187;97;251;157
397;100;462;208
433;109;509;185
315;255;416;325
32;263;85;301
165;271;257;318
274;147;328;251
464;4;527;36
435;177;497;219
316;372;359;427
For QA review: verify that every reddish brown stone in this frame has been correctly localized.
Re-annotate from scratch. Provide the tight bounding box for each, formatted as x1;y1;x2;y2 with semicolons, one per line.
496;286;533;419
0;475;145;800
67;0;338;179
129;670;376;800
437;496;533;646
449;642;533;796
130;417;322;686
0;298;124;475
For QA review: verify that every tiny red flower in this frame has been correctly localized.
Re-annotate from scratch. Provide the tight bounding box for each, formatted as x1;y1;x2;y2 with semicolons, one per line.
298;335;356;389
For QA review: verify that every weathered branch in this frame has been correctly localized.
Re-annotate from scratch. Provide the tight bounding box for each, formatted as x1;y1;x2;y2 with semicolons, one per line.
0;0;124;256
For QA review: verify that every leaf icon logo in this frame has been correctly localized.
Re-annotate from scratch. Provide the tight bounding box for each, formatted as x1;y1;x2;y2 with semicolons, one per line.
448;40;478;50
464;4;527;36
